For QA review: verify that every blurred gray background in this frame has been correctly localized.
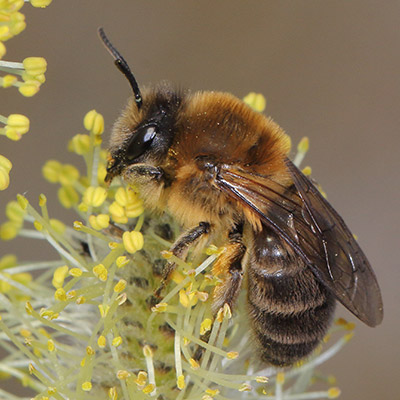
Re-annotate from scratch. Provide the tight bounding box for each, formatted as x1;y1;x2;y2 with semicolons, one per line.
1;1;399;398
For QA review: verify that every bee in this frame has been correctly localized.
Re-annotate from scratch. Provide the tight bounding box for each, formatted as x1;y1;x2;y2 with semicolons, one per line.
99;28;383;367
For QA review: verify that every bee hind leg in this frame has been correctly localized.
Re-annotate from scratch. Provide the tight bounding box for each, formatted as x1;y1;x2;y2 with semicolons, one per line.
155;221;211;297
212;223;246;313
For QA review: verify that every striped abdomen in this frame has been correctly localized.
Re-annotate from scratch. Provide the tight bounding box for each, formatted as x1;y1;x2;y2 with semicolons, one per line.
247;227;336;366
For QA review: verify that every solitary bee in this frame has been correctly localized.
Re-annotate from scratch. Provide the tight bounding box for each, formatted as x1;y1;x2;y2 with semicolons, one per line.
99;29;383;366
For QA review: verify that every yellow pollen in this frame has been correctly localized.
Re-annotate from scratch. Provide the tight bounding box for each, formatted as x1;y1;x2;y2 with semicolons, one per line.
177;374;185;390
81;381;92;391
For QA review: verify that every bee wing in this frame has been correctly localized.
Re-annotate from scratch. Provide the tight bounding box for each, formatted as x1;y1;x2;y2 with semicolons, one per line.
216;159;383;326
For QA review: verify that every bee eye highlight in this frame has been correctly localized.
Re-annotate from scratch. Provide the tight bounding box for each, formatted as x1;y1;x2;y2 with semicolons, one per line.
126;125;157;161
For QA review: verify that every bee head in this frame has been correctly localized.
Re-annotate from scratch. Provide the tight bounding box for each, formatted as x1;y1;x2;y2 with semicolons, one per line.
98;28;182;184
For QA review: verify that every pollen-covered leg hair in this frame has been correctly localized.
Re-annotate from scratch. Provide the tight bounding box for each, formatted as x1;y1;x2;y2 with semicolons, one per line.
123;163;165;184
212;223;246;313
155;221;211;297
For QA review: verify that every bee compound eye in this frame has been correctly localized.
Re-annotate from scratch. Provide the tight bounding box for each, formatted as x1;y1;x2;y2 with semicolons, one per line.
126;125;157;161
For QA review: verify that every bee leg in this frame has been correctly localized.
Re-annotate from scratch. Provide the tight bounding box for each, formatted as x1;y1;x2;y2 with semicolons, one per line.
212;223;246;313
193;224;246;362
124;164;165;183
155;221;211;297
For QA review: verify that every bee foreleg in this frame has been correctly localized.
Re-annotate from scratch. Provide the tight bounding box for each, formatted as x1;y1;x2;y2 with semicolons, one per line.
124;163;165;184
212;224;246;313
155;221;211;297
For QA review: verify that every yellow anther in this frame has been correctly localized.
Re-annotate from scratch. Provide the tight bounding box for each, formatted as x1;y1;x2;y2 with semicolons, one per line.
114;279;126;293
205;388;220;396
243;92;266;112
114;187;129;207
54;288;67;301
112;336;122;347
47;387;57;395
238;383;252;392
297;136;309;154
47;340;55;352
0;221;21;240
117;370;131;380
73;221;83;231
38;194;47;207
108;242;119;250
52;265;69;288
98;304;110;317
205;244;219;255
179;289;190;308
30;0;53;7
200;318;212;335
177;374;185;390
97;335;106;348
58;185;79;209
327;375;337;385
19;328;31;338
6;114;30;136
84;110;104;135
86;346;95;355
93;264;107;281
151;302;168;313
109;201;126;221
328;387;341;399
0;42;5;58
189;358;200;369
59;164;80;186
2;75;17;88
29;363;36;374
302;166;312;176
170;270;184;284
143;345;153;358
83;186;107;207
346;322;356;331
23;57;47;76
76;296;86;305
135;371;147;386
89;213;110;230
33;221;43;231
226;351;238;359
125;202;144;218
5;200;25;222
0;155;12;190
223;303;232;319
116;256;129;268
344;332;355;342
42;160;62;183
25;301;33;315
161;250;173;259
108;387;117;400
0;166;10;190
69;134;90;155
122;231;144;254
0;254;17;270
19;81;40;97
277;372;285;384
69;268;82;277
81;381;92;391
143;384;155;394
216;307;224;323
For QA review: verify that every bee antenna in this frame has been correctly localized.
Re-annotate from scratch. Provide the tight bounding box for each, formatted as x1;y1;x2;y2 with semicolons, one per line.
98;27;143;110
